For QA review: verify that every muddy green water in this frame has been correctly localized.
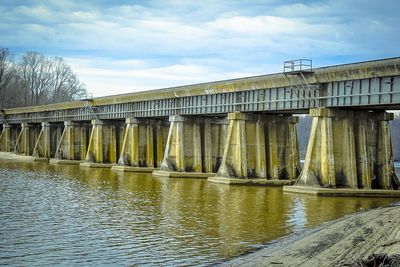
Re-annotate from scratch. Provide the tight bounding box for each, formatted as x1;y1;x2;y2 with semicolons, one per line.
0;160;399;266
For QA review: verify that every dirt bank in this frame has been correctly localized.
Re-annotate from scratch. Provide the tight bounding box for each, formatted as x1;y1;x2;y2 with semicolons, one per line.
224;204;400;266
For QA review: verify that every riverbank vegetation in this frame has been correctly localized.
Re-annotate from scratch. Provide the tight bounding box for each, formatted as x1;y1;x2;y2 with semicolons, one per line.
0;47;87;109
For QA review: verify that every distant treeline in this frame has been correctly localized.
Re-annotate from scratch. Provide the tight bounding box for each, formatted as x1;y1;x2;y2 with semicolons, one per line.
297;113;400;161
0;48;87;109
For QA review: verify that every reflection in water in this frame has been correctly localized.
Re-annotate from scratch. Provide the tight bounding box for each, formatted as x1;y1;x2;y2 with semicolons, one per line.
0;160;398;266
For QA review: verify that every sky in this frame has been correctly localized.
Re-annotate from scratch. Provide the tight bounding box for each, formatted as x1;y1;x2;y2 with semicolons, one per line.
1;0;399;97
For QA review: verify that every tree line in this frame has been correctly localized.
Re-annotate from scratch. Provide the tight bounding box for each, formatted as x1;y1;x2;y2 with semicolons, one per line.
0;48;87;109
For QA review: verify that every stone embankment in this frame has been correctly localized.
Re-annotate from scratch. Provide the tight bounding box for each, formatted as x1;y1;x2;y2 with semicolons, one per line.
225;205;400;266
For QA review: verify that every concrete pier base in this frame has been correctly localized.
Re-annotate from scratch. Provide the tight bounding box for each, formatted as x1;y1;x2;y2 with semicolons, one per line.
111;165;155;172
79;162;115;168
283;185;400;197
49;159;83;165
153;170;215;178
208;176;294;186
0;151;47;162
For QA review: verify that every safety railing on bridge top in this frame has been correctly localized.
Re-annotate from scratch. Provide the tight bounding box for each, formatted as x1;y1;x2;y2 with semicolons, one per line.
283;59;313;74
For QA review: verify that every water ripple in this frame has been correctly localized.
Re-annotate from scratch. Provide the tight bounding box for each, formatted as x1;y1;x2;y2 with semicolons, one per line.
0;162;398;266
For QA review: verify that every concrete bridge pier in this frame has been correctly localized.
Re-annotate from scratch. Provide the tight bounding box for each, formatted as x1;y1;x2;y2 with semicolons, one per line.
284;108;399;196
111;118;162;172
202;118;229;173
153;115;226;178
32;122;63;161
208;112;300;185
31;122;52;161
80;119;124;168
0;124;12;152
13;122;40;156
49;121;88;165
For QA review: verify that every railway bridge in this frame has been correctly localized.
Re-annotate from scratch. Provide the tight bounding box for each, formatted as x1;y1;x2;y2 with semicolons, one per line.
1;58;400;194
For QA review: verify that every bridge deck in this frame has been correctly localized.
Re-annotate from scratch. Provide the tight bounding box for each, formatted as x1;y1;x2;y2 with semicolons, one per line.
1;57;400;123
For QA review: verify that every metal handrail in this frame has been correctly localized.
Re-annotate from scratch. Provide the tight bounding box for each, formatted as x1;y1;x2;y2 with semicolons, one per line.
284;59;313;73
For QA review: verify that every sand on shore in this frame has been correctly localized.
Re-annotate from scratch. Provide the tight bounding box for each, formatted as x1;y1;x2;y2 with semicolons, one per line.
225;204;400;266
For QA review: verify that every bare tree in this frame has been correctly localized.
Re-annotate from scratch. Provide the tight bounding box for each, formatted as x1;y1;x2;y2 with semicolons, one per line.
0;48;15;108
19;52;53;105
50;57;86;102
16;51;87;106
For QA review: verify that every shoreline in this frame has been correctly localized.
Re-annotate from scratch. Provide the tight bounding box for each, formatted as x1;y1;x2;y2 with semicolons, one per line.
223;204;400;266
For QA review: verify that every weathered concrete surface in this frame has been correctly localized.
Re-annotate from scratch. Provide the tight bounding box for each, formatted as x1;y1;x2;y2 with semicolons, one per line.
211;112;300;183
117;118;166;169
13;122;40;156
297;108;398;189
32;122;51;159
55;121;88;161
284;185;400;197
0;124;12;152
84;119;123;164
158;115;226;178
32;122;63;159
224;205;400;267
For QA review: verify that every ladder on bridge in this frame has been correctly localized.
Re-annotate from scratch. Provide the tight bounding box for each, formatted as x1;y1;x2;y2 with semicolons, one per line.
283;59;318;108
79;93;98;120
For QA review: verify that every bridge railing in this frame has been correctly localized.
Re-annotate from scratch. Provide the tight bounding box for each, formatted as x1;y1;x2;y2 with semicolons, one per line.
284;59;313;73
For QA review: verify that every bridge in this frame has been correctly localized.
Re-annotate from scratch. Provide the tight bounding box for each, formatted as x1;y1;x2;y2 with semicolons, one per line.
1;57;400;195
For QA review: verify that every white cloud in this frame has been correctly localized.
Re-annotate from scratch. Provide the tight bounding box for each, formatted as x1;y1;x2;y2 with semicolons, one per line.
1;0;399;96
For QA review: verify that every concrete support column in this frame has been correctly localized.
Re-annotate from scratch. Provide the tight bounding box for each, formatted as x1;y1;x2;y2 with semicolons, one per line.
156;122;167;167
209;112;300;185
14;122;33;155
159;115;202;172
377;119;396;189
287;117;301;180
266;116;301;180
217;112;248;178
53;121;88;162
118;118;139;166
32;122;51;158
0;124;11;152
85;120;117;164
114;118;156;172
296;108;398;189
202;119;229;174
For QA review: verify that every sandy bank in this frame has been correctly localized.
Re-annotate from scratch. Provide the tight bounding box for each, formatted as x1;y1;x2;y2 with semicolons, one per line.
225;205;400;266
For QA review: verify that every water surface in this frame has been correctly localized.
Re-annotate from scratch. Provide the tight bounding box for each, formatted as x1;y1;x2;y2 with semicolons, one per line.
0;160;398;266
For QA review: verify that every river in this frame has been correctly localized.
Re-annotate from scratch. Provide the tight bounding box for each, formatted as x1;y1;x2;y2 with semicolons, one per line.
0;160;399;266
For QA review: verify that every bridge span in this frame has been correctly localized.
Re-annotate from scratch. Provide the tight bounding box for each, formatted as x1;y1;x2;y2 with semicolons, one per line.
1;57;400;196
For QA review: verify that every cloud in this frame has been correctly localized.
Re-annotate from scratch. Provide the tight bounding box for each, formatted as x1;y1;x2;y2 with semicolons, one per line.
0;0;399;96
